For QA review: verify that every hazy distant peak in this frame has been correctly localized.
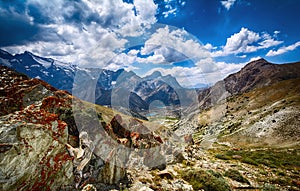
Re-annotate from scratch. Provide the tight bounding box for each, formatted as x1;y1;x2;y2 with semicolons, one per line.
145;71;162;80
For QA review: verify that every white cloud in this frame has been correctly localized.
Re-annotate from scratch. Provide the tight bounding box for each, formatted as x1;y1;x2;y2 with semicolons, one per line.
134;0;157;24
141;26;210;62
106;25;213;70
273;30;280;37
259;38;283;49
107;49;166;69
259;32;283;48
249;56;262;62
218;27;260;55
221;0;236;10
237;55;247;58
266;41;300;57
212;28;283;57
161;0;186;18
3;0;159;67
137;54;166;64
204;43;217;51
107;25;248;87
162;8;177;18
5;22;128;68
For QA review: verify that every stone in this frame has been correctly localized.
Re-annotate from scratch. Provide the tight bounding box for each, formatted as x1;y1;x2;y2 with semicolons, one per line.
82;184;97;191
0;109;74;191
172;179;193;191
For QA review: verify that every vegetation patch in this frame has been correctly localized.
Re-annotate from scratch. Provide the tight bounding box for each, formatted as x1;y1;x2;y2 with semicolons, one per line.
224;169;250;184
215;153;231;160
181;168;231;191
214;148;300;170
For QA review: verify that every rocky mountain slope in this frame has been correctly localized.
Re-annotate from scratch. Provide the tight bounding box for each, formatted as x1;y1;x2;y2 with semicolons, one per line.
197;58;300;109
176;59;300;135
224;58;300;94
0;65;77;190
191;59;300;146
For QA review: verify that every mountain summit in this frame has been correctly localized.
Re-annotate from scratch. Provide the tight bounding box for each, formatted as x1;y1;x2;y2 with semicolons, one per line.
224;58;300;94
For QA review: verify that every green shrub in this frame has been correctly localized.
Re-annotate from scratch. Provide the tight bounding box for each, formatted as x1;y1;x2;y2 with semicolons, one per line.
241;157;259;166
181;169;231;191
262;184;278;191
215;153;231;160
224;169;250;184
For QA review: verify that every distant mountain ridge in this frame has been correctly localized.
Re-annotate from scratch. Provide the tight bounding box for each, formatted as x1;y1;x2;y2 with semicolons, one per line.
224;58;300;94
198;58;300;108
0;49;189;119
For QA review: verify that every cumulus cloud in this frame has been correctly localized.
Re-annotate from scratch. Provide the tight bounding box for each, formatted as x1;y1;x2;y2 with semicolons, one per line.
105;25;247;87
266;41;300;57
134;0;157;24
212;27;283;57
213;27;259;56
221;0;236;10
0;0;159;67
141;26;210;62
259;33;283;48
108;26;211;67
204;43;217;51
4;22;128;67
97;25;248;87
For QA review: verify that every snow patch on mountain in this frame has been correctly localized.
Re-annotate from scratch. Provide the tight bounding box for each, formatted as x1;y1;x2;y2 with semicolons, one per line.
0;58;11;67
32;56;52;69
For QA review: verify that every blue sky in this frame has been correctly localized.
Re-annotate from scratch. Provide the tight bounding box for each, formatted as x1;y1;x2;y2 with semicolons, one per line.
0;0;299;87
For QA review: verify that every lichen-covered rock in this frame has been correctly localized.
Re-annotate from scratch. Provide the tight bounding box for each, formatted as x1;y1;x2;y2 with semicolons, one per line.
0;106;74;190
0;66;76;190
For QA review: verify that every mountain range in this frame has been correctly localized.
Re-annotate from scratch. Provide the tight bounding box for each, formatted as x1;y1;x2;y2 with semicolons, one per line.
0;49;196;120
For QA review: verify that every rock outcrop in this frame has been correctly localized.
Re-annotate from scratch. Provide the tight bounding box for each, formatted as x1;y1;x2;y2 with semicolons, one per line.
0;66;75;190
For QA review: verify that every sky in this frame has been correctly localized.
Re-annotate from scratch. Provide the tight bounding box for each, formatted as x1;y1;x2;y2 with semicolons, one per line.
0;0;299;87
